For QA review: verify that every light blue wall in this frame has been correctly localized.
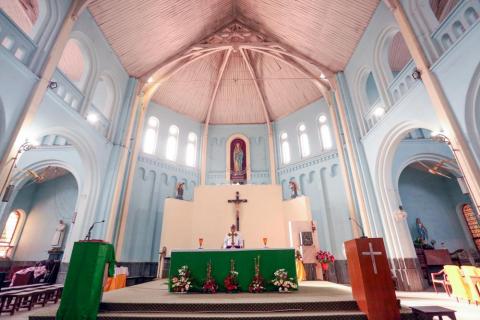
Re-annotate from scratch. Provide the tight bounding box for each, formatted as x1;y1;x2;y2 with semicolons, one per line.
399;166;473;252
13;173;78;261
207;124;271;184
274;98;353;259
121;102;200;262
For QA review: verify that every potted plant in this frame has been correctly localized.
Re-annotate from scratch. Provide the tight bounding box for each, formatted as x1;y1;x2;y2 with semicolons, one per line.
248;256;265;293
202;261;218;294
223;259;239;293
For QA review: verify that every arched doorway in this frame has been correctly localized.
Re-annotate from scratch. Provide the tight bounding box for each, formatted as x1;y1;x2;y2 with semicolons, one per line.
0;166;78;262
393;128;480;266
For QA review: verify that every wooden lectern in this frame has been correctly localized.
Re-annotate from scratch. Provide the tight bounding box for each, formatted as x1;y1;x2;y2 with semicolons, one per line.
345;238;399;320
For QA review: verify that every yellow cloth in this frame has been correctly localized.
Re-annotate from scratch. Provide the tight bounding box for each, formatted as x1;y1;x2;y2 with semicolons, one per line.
296;258;307;282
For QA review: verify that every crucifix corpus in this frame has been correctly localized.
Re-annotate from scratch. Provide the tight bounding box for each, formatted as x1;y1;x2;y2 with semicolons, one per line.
227;191;247;231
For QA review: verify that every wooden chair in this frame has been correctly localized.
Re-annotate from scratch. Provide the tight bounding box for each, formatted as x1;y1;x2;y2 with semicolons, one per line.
444;265;472;303
431;269;450;296
461;266;480;305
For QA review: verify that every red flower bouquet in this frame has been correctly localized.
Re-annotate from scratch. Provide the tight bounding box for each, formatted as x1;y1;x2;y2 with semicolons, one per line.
202;261;218;294
248;256;265;293
224;259;239;293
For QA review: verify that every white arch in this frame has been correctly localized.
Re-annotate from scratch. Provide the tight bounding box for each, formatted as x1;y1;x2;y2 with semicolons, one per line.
23;128;102;261
62;31;98;93
465;62;480;165
373;25;401;106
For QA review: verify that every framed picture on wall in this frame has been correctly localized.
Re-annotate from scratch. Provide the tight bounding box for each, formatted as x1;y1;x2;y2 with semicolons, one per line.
300;232;314;246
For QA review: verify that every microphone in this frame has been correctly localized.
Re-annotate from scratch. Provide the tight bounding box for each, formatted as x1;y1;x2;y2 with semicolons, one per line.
84;220;105;240
349;217;367;239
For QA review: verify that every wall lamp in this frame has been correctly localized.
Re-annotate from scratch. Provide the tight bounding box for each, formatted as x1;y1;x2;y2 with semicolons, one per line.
48;81;58;90
412;68;421;80
0;141;37;202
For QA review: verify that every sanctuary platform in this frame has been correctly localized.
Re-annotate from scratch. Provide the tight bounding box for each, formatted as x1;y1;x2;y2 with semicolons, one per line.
29;280;416;319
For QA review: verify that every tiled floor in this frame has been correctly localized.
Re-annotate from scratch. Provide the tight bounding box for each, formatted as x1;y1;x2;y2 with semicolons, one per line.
11;281;480;319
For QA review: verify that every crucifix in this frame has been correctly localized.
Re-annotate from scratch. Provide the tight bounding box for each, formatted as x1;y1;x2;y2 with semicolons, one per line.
361;242;382;275
227;191;247;231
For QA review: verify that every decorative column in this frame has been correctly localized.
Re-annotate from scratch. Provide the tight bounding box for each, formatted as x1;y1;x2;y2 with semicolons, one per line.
0;0;91;194
104;81;143;243
324;92;361;238
385;0;480;215
330;79;373;237
114;86;155;260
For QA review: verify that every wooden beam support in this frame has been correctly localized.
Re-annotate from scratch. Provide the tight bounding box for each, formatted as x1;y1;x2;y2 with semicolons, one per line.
240;48;277;184
200;48;232;185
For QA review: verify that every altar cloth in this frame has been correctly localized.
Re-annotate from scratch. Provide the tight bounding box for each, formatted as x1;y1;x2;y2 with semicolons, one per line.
169;248;297;292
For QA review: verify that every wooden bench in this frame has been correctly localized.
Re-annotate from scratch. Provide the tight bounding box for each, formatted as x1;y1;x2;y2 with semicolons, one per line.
411;306;456;320
0;284;63;315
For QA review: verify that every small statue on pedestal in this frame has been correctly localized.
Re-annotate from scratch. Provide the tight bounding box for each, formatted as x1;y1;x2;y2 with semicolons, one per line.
289;180;298;199
416;217;429;243
51;220;66;250
176;182;185;200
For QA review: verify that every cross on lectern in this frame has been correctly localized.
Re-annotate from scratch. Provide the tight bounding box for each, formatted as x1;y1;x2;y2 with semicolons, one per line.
361;242;382;275
227;191;247;231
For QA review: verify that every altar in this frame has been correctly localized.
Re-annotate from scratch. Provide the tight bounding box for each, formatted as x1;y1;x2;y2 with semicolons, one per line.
160;184;313;253
169;248;297;292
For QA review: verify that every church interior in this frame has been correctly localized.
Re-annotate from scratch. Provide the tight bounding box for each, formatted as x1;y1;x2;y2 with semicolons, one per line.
0;0;480;319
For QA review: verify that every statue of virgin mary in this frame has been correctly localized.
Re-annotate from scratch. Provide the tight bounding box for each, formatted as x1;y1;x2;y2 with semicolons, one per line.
233;142;244;173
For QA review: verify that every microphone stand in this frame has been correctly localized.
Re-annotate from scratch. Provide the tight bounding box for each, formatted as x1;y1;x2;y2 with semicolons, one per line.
84;220;105;241
349;217;367;239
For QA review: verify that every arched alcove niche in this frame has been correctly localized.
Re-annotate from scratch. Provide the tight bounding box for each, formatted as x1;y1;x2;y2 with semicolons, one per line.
0;166;79;262
376;124;478;289
225;134;251;184
58;33;97;92
2;129;102;262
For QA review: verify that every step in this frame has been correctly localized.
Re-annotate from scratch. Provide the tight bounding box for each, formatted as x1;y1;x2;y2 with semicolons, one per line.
99;300;360;313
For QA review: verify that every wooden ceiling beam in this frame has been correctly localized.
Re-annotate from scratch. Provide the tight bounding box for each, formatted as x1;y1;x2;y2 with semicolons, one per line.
141;46;230;81
240;48;271;124
247;47;332;103
204;48;233;124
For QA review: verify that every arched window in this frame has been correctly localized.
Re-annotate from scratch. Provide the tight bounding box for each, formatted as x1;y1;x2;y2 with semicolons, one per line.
0;210;21;258
58;39;89;90
280;132;291;164
0;0;40;38
365;72;380;108
142;116;159;155
91;76;115;119
166;125;179;161
298;124;310;158
430;0;459;23
185;132;197;167
388;32;411;79
319;115;333;150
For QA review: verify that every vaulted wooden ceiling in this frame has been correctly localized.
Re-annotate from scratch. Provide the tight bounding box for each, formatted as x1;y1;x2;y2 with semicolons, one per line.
88;0;380;124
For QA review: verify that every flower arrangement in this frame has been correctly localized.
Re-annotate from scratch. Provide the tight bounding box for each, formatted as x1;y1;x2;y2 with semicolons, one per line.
248;256;265;293
271;269;297;292
223;259;240;293
316;250;335;271
202;261;218;294
171;265;192;293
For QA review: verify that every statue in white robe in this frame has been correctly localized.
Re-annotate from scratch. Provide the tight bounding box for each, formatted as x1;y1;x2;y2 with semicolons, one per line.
51;220;66;249
223;224;243;249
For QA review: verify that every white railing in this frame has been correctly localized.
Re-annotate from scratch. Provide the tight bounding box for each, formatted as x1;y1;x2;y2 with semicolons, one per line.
0;10;36;66
432;0;480;53
86;104;110;137
50;69;84;111
364;97;386;132
387;59;416;103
